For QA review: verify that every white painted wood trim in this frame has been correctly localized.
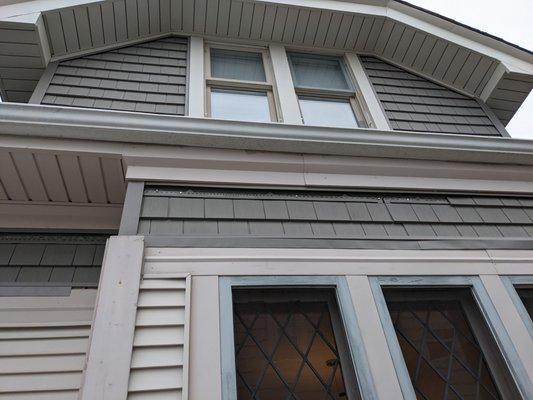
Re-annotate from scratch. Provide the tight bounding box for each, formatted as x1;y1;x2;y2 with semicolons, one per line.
346;276;403;400
125;163;533;195
142;248;533;276
80;236;145;400
345;53;390;130
188;276;221;400
187;36;205;118
268;44;302;124
182;274;192;400
479;275;533;384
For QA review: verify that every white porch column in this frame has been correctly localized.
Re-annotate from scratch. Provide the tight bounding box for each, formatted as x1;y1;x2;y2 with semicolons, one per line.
79;235;145;400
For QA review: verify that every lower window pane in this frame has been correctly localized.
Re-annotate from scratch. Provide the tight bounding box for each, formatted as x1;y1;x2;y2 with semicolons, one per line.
299;97;359;128
211;89;271;122
232;288;360;400
384;288;520;400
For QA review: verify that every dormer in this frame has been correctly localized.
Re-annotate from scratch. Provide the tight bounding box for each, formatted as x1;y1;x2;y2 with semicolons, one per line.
0;0;531;138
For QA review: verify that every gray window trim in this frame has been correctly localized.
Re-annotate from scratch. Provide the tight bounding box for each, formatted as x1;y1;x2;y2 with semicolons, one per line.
219;275;378;400
501;276;533;337
119;181;144;235
370;275;532;400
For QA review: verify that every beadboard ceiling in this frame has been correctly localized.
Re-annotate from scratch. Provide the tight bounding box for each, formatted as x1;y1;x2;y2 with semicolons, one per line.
0;0;532;124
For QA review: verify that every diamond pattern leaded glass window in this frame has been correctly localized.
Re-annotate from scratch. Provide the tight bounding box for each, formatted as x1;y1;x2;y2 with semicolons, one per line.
232;289;360;400
384;289;519;400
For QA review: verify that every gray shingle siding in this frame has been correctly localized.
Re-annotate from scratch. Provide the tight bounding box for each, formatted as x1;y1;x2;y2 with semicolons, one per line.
360;56;502;136
40;36;187;115
137;187;533;248
0;234;107;287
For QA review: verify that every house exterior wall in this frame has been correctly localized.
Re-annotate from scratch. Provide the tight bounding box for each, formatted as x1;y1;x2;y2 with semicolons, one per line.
360;56;506;136
0;1;532;399
36;36;188;115
0;289;97;399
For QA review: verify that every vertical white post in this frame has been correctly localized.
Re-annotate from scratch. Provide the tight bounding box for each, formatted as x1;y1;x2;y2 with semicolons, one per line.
346;275;404;400
189;276;222;400
79;236;145;400
269;44;302;124
188;36;205;118
479;275;533;383
345;53;390;130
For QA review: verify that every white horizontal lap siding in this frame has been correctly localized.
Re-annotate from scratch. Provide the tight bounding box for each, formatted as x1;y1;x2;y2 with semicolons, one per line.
0;289;97;400
128;276;190;400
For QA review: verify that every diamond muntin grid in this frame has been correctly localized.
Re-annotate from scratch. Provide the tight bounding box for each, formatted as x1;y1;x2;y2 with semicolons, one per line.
388;300;501;400
233;297;349;400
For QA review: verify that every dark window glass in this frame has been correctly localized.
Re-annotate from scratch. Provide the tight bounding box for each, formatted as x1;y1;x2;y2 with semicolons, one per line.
384;288;519;400
516;288;533;320
232;288;360;400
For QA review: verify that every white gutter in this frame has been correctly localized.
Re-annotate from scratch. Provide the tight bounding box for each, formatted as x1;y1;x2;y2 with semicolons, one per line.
1;103;533;165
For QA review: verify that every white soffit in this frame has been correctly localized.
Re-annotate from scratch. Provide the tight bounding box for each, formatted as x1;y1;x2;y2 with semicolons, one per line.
0;0;532;124
0;147;126;204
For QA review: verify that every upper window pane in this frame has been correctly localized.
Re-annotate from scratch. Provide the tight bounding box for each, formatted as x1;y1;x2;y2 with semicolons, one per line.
299;98;359;128
211;89;271;122
289;53;351;91
211;49;266;82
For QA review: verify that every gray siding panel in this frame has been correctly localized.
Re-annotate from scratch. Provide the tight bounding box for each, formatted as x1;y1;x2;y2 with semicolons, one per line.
137;187;533;248
40;36;188;115
0;234;107;287
360;56;503;136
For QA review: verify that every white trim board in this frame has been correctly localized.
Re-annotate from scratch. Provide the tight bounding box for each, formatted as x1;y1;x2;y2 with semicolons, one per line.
142;248;533;276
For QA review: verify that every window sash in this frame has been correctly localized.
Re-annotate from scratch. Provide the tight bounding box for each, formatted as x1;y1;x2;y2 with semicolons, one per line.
219;276;378;400
371;276;528;400
205;43;278;122
288;52;353;92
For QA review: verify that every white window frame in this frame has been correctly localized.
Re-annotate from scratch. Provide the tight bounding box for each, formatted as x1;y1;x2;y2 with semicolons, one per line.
370;276;532;400
204;42;279;122
219;276;378;400
286;50;375;128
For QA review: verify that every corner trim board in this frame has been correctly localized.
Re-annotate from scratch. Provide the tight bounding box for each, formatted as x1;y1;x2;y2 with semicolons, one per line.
28;61;58;104
118;181;144;235
79;235;145;400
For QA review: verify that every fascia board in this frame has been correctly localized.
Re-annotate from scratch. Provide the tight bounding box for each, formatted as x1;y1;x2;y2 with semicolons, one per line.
2;103;533;165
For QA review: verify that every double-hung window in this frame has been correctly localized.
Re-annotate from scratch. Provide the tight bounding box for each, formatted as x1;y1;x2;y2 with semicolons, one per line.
287;52;370;129
205;45;277;123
